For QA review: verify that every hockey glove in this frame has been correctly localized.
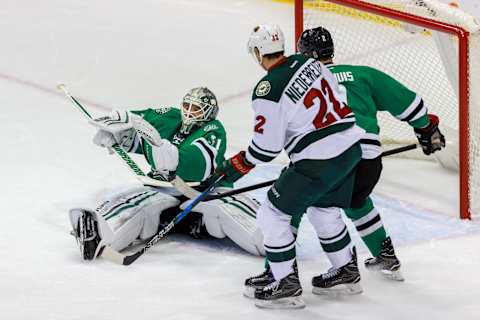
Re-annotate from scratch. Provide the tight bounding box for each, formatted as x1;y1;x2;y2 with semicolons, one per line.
142;138;179;173
91;110;137;151
414;114;446;155
131;116;162;146
210;151;255;185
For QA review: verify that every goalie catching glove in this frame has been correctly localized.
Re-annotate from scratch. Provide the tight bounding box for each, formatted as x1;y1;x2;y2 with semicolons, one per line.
90;110;137;152
208;151;255;185
91;110;179;180
414;114;446;155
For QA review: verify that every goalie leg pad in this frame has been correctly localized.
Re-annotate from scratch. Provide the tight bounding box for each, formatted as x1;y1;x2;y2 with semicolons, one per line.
181;194;265;256
69;187;180;257
218;195;264;256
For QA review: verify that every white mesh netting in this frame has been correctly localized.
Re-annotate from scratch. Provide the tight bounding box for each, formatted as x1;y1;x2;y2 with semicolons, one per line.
302;0;479;218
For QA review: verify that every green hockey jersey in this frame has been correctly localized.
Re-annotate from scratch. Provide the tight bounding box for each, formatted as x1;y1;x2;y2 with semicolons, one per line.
245;54;364;165
327;64;429;158
130;107;227;182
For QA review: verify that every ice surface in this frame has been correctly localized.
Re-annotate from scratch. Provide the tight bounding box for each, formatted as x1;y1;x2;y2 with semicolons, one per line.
1;0;479;319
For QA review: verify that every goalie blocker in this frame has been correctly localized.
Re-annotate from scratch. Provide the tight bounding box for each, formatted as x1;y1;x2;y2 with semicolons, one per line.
68;186;265;261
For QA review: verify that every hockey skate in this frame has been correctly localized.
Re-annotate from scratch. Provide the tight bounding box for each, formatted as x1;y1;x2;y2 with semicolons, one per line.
244;262;298;298
254;271;305;309
312;248;363;297
244;267;275;299
72;210;103;260
364;237;404;281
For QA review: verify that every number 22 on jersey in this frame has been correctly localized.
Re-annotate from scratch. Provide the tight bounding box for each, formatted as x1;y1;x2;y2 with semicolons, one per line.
254;78;352;134
304;78;352;129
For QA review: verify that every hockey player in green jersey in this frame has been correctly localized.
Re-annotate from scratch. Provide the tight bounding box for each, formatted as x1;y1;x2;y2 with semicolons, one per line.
297;26;446;282
209;25;365;309
68;87;265;261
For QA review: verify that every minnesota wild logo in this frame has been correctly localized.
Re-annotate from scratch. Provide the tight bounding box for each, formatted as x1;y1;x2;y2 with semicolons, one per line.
256;81;271;97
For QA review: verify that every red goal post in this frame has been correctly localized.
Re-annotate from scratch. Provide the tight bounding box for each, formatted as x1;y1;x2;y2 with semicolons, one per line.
294;0;480;219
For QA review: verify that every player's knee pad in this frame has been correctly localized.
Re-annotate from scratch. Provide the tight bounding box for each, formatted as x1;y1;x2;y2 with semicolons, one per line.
181;194;265;256
257;199;294;248
306;207;345;238
307;207;353;268
69;187;180;252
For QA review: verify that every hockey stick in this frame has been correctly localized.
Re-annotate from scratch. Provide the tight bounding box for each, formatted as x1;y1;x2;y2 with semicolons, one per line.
56;84;197;188
57;84;146;173
203;143;419;201
380;143;417;157
101;174;224;265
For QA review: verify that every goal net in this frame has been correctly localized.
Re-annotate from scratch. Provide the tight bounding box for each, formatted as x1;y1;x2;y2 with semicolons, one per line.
295;0;480;219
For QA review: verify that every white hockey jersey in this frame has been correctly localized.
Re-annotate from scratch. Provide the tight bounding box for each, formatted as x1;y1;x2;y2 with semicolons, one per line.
245;54;364;165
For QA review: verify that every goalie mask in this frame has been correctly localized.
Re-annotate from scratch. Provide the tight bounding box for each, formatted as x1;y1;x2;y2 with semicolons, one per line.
247;24;285;65
297;26;335;60
181;87;219;128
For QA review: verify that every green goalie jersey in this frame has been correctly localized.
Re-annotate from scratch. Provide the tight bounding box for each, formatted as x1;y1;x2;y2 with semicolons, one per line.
130;107;227;182
327;64;430;159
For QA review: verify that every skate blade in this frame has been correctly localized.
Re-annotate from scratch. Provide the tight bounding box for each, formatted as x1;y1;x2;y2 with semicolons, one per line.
312;282;363;297
381;269;405;282
243;286;255;299
255;296;306;309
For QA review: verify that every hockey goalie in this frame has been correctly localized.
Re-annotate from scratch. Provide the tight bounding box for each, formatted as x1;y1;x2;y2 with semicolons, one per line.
68;87;265;261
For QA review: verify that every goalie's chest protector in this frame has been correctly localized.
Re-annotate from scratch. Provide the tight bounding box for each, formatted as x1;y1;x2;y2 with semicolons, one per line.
246;54;362;165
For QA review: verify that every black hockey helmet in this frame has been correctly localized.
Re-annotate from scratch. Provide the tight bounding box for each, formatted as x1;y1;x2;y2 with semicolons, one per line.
297;26;334;60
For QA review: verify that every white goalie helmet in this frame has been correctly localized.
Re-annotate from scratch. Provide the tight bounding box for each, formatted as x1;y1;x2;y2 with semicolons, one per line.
247;24;285;64
181;87;219;126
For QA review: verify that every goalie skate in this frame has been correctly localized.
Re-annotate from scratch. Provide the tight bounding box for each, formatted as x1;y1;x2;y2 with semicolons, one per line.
73;210;102;260
312;248;363;297
254;272;305;309
364;237;404;281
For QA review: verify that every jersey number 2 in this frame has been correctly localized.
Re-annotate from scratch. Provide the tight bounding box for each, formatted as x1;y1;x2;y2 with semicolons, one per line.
303;78;352;129
255;115;266;134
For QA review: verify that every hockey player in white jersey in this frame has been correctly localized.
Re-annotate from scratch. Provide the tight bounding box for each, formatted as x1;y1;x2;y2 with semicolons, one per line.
208;25;365;309
68;87;265;262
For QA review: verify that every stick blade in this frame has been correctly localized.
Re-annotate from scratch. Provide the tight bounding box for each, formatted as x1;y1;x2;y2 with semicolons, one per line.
101;245;144;266
123;251;144;265
171;176;201;199
101;246;126;265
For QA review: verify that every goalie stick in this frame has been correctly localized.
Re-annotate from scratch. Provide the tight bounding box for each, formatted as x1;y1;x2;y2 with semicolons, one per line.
101;174;224;265
56;84;198;189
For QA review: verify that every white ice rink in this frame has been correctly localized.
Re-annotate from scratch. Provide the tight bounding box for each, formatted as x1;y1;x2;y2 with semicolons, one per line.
1;0;480;319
